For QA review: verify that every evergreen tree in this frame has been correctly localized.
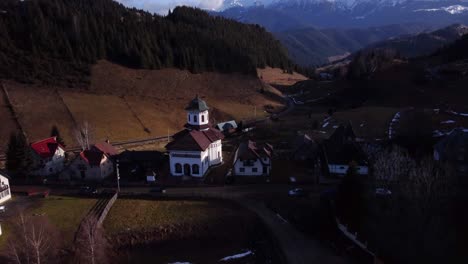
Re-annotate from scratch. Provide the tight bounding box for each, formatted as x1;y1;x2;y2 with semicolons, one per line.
336;163;367;232
50;125;65;146
6;132;34;178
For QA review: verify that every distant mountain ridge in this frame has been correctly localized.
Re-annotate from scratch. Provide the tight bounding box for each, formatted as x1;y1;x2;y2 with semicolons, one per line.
276;23;429;66
367;24;468;58
216;0;468;30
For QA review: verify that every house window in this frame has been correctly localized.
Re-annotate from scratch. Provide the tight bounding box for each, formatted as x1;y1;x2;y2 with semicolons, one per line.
194;115;198;122
49;168;53;172
239;168;245;173
188;115;191;122
192;164;200;175
252;168;258;173
340;166;345;170
263;166;267;174
202;115;205;122
175;163;182;173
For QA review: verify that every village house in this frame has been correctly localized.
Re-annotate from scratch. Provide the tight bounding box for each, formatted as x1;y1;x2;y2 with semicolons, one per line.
233;140;273;176
118;150;166;181
66;142;117;181
0;172;11;205
434;128;468;175
166;96;224;178
216;120;238;135
322;124;368;177
30;137;66;176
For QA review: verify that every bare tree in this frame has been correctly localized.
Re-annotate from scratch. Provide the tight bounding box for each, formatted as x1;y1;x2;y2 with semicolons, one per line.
372;146;415;189
74;216;108;264
6;213;59;264
74;121;92;151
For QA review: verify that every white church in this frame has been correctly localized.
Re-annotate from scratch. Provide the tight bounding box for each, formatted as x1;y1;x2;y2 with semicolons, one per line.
166;96;224;177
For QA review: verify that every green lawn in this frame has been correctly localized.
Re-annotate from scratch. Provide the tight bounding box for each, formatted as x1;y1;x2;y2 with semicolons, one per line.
31;196;97;243
104;199;240;235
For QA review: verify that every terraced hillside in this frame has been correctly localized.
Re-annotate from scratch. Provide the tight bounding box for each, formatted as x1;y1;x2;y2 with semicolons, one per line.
0;61;285;151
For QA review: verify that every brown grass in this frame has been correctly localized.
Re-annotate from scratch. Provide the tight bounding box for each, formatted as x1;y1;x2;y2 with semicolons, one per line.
257;67;308;86
0;60;284;149
0;85;18;152
5;82;76;146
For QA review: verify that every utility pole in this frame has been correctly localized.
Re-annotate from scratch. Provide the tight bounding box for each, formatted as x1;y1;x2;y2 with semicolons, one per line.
116;159;120;193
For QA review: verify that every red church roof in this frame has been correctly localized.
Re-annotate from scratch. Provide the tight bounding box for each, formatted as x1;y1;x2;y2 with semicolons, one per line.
30;137;64;159
166;128;224;151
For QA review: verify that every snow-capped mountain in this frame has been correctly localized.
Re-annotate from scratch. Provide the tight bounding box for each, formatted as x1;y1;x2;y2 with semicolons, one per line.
217;0;468;30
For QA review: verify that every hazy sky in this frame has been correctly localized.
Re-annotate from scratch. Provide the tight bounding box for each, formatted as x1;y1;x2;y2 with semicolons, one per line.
115;0;226;14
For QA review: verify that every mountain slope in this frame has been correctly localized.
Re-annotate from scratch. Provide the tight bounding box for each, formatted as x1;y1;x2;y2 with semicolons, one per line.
0;0;292;86
368;24;468;58
217;0;468;31
276;24;427;66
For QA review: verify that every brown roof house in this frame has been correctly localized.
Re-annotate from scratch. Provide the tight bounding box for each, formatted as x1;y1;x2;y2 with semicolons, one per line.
233;140;273;176
322;124;368;177
166;96;224;178
64;142;118;181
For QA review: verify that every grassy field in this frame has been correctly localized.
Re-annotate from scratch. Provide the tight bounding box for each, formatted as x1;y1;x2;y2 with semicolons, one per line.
31;196;97;244
0;61;285;150
257;67;308;86
104;199;244;236
0;86;17;153
0;196;96;251
5;83;77;146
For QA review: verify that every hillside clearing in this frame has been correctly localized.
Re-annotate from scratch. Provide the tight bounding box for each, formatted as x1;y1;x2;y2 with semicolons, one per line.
257;67;308;86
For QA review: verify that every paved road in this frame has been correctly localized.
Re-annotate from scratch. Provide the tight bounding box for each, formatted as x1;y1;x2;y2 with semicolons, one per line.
120;185;349;264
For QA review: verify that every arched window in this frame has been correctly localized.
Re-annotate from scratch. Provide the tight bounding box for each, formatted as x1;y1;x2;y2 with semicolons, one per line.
194;115;198;122
175;163;182;173
202;115;205;122
192;164;200;175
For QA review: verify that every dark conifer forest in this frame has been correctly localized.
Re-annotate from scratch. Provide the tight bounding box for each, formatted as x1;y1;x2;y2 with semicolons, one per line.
0;0;293;86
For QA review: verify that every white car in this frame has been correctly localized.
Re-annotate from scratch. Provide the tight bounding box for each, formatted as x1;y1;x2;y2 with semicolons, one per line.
288;188;306;197
0;205;5;213
375;188;392;196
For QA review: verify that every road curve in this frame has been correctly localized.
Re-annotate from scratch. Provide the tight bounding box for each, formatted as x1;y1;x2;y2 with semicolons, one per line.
121;185;349;264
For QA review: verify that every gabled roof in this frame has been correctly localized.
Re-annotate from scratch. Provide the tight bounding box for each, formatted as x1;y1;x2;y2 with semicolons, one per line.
216;121;238;132
93;142;118;157
30;137;64;159
166;128;224;151
185;95;209;112
236;140;273;161
323;126;367;166
293;134;319;159
80;150;105;167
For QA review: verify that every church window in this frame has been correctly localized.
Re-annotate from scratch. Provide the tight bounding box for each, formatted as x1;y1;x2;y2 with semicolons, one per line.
188;115;191;122
202;115;205;122
240;168;245;173
252;168;258;173
175;163;182;173
194;115;198;122
192;164;200;174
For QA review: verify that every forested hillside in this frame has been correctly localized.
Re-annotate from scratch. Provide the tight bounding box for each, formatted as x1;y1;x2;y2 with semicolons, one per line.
0;0;292;86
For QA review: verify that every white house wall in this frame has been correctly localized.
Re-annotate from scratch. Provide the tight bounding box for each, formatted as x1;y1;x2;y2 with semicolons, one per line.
169;140;223;178
32;147;66;176
234;158;271;176
0;175;11;205
187;110;209;126
67;155;114;181
169;150;207;177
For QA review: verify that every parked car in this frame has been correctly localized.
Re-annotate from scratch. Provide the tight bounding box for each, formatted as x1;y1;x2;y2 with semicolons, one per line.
0;205;6;213
79;186;98;195
149;187;166;194
375;188;392;196
288;188;306;197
